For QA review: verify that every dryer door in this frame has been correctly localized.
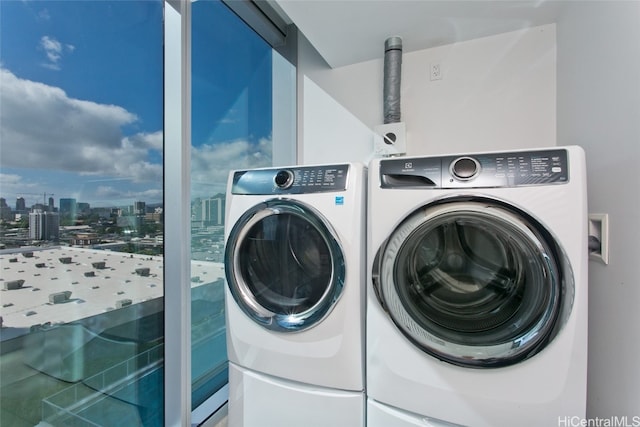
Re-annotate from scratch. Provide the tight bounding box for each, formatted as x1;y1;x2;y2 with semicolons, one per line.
373;198;574;368
225;199;345;332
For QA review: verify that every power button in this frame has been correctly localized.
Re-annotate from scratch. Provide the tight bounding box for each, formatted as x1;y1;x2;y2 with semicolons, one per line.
274;169;294;189
451;157;480;180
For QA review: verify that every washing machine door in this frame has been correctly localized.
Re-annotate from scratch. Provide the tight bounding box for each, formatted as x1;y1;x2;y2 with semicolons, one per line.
373;198;574;368
225;199;345;332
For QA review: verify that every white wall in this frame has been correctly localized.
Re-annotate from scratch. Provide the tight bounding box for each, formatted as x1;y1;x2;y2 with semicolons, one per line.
302;24;556;158
557;1;640;418
299;75;376;165
299;1;640;417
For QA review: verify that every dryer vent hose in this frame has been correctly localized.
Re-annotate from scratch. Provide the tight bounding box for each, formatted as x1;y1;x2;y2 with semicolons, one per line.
383;36;403;124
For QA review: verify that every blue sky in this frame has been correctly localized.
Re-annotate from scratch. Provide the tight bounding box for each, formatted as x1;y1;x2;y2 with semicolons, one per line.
190;0;273;199
0;0;273;209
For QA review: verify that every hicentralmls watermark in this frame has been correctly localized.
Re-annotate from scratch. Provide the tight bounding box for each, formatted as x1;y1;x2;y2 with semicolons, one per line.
558;416;640;427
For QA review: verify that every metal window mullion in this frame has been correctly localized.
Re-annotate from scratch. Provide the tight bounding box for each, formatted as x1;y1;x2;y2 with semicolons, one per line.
221;0;287;48
164;1;192;425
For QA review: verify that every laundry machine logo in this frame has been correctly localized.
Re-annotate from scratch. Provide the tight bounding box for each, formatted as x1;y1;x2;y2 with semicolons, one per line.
335;196;344;206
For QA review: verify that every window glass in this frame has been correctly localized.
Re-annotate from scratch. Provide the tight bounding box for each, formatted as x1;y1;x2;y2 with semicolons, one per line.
0;1;164;426
190;0;295;408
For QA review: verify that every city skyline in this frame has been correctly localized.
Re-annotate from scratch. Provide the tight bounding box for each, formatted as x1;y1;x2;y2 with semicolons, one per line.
0;191;226;212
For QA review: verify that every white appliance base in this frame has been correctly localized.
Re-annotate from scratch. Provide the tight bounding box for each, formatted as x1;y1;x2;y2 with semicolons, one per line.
228;363;365;427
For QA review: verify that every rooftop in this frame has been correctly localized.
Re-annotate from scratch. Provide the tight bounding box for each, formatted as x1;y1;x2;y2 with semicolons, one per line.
0;246;225;336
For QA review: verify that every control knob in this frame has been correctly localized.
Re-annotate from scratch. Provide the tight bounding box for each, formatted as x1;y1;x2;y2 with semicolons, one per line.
451;157;480;180
274;169;294;189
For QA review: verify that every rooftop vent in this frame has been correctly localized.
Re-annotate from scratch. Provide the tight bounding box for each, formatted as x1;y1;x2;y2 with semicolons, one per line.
116;299;132;308
4;280;25;290
59;257;73;264
92;262;106;269
9;258;18;263
49;291;72;304
22;252;34;258
135;267;150;277
35;263;46;268
84;271;96;277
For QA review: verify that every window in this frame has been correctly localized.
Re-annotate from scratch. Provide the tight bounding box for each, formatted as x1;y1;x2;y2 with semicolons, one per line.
1;0;295;424
0;1;164;426
189;0;296;415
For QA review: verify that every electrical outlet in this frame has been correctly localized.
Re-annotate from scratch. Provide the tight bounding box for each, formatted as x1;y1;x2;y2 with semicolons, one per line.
430;63;442;81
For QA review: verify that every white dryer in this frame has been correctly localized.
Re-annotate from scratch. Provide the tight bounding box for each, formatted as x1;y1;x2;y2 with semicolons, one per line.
224;163;366;427
366;146;588;427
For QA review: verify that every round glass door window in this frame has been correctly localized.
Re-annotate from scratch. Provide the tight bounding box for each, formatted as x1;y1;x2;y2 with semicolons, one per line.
373;198;574;367
225;199;345;332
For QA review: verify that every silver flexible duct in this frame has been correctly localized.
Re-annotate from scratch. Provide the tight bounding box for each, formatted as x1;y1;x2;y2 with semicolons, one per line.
383;36;403;124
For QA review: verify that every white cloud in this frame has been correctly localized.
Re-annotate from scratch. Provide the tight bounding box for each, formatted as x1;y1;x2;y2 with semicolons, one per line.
0;173;39;201
0;68;162;184
122;130;163;152
39;36;74;70
0;68;276;206
0;173;23;186
94;185;123;199
191;138;272;197
37;8;51;21
41;36;62;62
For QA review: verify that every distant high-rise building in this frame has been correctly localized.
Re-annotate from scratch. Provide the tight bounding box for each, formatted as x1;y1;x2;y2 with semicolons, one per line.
16;197;26;213
134;201;146;216
194;194;225;227
48;197;55;212
60;198;77;217
0;198;12;221
29;210;60;240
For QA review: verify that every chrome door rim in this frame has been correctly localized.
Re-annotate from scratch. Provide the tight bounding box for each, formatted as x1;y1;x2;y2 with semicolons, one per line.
373;197;574;367
225;199;345;332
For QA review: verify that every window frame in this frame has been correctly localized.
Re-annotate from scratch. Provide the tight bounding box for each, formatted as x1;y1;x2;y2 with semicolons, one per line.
164;1;297;424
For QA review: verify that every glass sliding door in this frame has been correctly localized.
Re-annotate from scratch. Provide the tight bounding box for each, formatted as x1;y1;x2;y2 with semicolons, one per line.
190;0;296;417
0;1;164;426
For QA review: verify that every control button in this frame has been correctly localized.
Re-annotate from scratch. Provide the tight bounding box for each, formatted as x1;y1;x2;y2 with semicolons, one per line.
451;157;480;180
274;169;294;189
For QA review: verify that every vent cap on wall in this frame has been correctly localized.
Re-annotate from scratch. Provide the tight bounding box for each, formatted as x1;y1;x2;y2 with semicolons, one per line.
374;122;406;157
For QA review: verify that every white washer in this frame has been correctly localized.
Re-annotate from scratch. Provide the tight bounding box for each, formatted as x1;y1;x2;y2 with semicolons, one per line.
367;146;588;427
224;163;366;427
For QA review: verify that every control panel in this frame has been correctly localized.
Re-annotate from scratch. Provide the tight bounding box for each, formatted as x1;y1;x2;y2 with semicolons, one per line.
231;164;350;195
380;149;569;189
